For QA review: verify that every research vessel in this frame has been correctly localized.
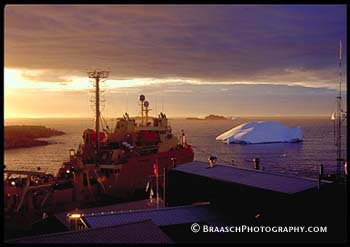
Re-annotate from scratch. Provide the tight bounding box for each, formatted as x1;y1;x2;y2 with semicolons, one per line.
4;71;194;227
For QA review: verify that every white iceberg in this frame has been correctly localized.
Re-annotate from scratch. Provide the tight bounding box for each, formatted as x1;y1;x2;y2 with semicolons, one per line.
216;121;303;144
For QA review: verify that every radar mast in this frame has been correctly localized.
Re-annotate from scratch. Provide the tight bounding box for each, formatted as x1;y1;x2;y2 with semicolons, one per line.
88;70;110;158
335;40;344;177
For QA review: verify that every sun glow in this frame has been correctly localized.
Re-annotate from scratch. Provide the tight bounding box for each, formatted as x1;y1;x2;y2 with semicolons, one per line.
4;67;340;119
4;68;157;92
4;68;164;119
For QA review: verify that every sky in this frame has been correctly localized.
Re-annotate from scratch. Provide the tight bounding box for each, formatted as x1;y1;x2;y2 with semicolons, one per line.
4;5;347;118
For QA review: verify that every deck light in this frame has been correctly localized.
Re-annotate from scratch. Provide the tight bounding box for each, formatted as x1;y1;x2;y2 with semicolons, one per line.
68;210;83;231
69;213;81;219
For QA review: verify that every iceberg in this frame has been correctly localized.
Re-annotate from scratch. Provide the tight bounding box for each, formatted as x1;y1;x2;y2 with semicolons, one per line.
216;121;303;144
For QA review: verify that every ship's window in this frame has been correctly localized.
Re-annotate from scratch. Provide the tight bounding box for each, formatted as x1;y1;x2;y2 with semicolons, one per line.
12;195;17;208
83;174;88;186
102;152;108;161
90;177;97;185
111;142;120;149
88;171;95;177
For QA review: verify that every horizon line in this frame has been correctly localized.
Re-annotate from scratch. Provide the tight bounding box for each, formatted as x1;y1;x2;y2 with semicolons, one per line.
4;114;332;120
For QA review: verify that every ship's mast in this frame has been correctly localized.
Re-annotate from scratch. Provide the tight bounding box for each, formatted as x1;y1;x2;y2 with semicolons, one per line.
140;95;145;126
144;100;150;125
88;70;109;157
336;40;343;177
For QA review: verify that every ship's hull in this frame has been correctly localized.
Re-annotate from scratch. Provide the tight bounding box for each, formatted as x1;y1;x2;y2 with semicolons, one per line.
4;146;194;235
98;146;194;199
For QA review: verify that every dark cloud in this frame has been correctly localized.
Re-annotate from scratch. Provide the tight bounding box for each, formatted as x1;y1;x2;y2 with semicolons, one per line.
5;5;346;87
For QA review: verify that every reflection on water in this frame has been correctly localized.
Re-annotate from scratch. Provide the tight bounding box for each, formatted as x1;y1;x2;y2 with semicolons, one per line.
4;117;346;178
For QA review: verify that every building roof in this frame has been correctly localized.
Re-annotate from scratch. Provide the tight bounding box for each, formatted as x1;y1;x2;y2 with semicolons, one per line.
83;203;220;229
55;199;163;229
8;220;172;244
174;161;330;194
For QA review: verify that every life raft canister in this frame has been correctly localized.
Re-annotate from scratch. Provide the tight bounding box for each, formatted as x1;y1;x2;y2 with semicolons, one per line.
84;129;106;145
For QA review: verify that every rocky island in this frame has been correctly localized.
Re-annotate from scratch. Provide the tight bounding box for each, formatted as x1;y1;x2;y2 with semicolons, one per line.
204;114;228;120
186;114;229;120
185;117;204;120
4;125;65;149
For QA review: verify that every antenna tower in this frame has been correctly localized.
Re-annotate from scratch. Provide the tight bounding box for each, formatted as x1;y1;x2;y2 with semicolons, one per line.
88;70;110;157
335;40;343;177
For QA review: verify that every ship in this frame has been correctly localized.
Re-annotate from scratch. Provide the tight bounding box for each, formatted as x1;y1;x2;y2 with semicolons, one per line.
4;70;194;228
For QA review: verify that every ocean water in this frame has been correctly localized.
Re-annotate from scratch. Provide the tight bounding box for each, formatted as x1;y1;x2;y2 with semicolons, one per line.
4;117;347;178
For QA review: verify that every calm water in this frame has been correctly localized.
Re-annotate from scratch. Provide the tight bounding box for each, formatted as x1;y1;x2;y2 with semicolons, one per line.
4;117;347;178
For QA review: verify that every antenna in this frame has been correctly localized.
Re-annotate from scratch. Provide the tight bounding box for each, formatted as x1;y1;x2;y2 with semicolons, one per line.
155;95;158;116
140;94;145;126
339;40;342;99
144;100;151;125
88;70;110;158
161;86;164;112
126;91;129;113
336;40;343;177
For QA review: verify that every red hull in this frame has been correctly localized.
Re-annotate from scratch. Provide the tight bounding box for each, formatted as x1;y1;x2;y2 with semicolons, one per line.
103;146;194;199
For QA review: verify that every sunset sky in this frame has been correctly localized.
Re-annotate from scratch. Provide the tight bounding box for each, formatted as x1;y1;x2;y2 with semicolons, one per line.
4;5;347;118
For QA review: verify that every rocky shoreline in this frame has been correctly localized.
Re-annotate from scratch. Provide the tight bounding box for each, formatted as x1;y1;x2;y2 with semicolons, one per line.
4;125;65;150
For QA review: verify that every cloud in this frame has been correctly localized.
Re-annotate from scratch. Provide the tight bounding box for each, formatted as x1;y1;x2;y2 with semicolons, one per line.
5;5;346;88
5;82;340;118
19;69;75;83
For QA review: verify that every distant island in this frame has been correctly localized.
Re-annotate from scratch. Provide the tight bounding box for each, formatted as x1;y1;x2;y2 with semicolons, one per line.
185;117;204;120
204;114;229;120
186;114;229;120
4;125;65;150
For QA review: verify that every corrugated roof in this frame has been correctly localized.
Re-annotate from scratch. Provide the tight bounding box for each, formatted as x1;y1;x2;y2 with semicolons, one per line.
55;199;163;229
83;204;220;229
8;220;172;244
174;161;325;194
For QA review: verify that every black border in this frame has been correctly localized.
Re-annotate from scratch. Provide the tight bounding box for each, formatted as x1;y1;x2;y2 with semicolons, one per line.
1;1;349;246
